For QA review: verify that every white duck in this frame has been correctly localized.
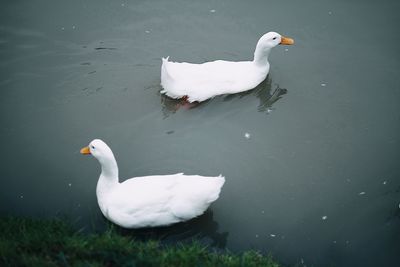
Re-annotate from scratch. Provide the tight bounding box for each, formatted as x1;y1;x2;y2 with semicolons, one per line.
160;31;294;102
80;139;225;228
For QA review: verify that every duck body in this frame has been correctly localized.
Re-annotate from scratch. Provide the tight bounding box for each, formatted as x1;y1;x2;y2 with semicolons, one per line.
97;173;224;228
160;32;294;102
161;58;269;102
81;139;225;229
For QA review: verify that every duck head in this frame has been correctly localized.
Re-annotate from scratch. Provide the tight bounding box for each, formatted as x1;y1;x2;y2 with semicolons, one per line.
81;139;118;178
257;32;294;48
254;31;294;66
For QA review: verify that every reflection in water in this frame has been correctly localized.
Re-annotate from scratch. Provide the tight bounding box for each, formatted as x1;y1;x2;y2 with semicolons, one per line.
115;211;228;249
160;76;287;118
223;76;287;112
159;88;202;118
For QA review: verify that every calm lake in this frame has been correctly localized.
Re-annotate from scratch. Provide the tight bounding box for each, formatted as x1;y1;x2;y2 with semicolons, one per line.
1;0;399;266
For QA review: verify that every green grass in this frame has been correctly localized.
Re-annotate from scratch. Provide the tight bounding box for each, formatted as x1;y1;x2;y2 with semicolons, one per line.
0;216;280;267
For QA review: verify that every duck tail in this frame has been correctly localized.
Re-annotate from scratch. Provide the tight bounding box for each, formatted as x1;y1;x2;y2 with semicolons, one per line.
206;175;225;204
161;56;173;93
217;174;225;186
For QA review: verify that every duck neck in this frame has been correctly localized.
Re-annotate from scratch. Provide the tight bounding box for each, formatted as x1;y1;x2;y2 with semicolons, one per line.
253;46;271;67
98;155;119;184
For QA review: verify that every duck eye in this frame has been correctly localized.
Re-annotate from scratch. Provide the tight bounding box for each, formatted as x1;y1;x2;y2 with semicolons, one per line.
91;145;95;149
272;37;277;40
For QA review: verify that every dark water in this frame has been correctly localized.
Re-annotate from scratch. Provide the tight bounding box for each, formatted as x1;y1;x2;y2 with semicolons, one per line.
1;0;399;266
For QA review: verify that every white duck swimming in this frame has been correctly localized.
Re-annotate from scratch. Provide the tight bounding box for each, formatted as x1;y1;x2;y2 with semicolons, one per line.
160;31;294;102
80;139;225;228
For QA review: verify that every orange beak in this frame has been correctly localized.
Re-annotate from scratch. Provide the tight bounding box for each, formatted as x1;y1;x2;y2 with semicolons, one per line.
280;36;294;45
80;146;91;155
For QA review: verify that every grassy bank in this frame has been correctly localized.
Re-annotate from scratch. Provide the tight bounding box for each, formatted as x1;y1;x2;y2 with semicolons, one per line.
0;217;280;267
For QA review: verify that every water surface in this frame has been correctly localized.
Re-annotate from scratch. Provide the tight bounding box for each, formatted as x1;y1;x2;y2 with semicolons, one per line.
1;0;399;266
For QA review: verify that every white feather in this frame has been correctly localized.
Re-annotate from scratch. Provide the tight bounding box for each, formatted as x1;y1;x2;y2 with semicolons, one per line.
82;139;225;228
160;31;293;102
